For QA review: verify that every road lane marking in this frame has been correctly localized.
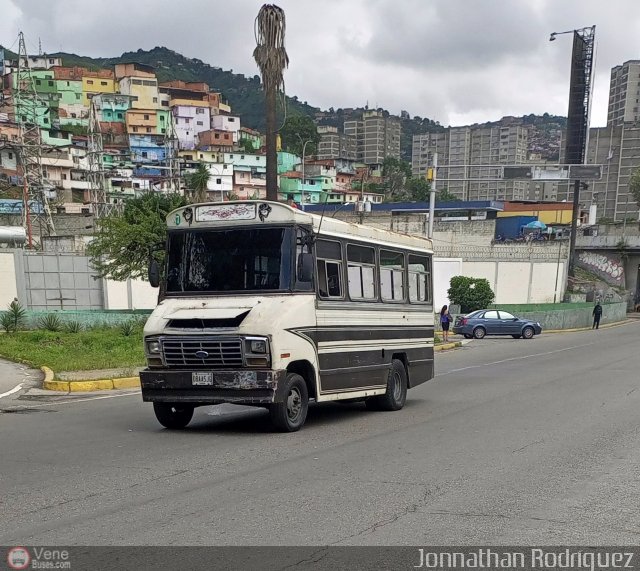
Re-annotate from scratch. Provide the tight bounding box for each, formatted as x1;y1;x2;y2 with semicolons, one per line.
437;342;596;377
0;383;23;399
1;391;140;410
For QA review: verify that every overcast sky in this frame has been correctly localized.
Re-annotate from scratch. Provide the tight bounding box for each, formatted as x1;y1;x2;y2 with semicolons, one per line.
2;0;640;127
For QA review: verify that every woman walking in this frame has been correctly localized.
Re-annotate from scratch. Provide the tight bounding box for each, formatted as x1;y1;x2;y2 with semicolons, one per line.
440;305;452;343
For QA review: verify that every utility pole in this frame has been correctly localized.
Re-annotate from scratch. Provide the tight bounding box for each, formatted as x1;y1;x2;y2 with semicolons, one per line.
14;31;55;246
428;152;438;239
87;95;110;217
164;107;181;194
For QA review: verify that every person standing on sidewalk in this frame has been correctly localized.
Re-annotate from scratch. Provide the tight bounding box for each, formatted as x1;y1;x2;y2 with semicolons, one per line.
440;305;452;342
592;302;603;330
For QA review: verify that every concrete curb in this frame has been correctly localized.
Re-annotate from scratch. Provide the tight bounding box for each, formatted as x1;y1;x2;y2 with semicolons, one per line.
543;319;633;334
41;366;140;392
435;342;462;352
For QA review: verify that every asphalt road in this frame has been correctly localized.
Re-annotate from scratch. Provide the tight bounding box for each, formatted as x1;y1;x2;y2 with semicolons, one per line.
1;323;640;546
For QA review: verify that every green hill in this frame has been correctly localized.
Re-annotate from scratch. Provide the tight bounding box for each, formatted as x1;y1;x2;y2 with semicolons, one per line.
2;44;566;161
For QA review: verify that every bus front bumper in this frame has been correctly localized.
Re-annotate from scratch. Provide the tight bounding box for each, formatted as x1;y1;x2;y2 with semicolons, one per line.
140;369;288;406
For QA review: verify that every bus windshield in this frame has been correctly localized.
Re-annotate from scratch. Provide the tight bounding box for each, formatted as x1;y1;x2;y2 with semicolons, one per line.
166;227;293;293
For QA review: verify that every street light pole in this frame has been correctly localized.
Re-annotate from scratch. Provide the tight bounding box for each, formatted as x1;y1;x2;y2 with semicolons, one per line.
297;135;312;211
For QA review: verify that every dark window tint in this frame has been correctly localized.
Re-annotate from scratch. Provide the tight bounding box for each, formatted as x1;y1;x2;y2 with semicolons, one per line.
166;228;292;293
347;244;375;265
316;239;341;260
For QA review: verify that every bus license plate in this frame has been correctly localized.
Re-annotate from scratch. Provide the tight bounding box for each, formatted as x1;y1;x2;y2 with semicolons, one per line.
192;372;214;386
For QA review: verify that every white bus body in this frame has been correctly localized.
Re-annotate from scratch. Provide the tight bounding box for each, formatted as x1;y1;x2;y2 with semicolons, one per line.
140;201;434;431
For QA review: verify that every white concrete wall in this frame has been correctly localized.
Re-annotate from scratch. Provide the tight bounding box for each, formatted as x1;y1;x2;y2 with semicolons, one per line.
496;262;531;304
529;262;566;303
104;278;158;310
0;252;17;307
130;280;158;309
454;260;567;305
433;258;463;309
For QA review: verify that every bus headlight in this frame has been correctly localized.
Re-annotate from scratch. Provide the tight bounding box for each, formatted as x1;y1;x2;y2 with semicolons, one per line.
244;337;270;367
146;338;161;355
250;339;267;354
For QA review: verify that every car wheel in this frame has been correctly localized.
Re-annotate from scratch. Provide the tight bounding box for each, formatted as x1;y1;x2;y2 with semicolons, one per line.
153;403;194;429
365;359;407;411
522;326;535;339
511;334;521;339
473;327;486;339
269;372;309;432
464;334;473;339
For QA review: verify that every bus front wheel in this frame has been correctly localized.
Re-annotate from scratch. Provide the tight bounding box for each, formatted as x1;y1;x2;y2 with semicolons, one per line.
270;372;309;432
366;359;407;412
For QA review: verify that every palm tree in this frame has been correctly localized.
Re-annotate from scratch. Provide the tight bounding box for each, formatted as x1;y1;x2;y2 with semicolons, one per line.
187;163;211;203
253;4;288;201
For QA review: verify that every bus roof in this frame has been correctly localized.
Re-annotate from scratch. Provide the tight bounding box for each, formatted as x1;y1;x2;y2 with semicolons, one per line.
167;200;433;253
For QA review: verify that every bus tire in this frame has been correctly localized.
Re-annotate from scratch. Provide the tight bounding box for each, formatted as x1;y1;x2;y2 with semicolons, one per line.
153;403;194;429
269;373;308;432
366;359;407;412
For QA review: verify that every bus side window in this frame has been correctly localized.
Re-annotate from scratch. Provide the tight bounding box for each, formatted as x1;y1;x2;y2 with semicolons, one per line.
380;249;405;302
347;244;376;300
316;239;343;299
296;227;314;291
408;254;431;303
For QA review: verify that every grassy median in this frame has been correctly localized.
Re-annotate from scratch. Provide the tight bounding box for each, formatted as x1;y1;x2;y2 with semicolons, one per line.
0;329;146;372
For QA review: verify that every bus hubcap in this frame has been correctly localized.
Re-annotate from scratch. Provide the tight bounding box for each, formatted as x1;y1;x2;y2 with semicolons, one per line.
287;388;302;420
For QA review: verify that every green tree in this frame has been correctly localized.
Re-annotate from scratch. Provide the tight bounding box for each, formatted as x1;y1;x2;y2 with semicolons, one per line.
87;192;187;282
437;187;458;202
240;138;256;153
185;163;211;203
630;167;640;207
447;276;495;313
406;177;431;201
280;114;319;157
381;157;412;200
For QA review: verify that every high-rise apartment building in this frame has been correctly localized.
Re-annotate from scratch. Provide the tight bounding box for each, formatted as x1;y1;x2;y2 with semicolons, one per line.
344;110;401;167
411;125;530;201
317;125;356;161
607;60;640;126
558;124;640;221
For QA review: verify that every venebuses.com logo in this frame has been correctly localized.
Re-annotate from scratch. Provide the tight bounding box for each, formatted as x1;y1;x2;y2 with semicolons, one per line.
6;546;71;569
7;547;30;570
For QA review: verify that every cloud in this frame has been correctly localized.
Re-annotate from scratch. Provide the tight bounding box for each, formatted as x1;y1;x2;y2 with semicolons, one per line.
3;0;640;127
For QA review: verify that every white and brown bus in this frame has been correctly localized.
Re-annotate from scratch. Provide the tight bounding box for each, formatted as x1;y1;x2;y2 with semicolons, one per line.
141;200;434;432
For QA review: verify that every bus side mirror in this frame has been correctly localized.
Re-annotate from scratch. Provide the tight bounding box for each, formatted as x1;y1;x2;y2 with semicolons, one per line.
148;259;160;288
297;253;313;282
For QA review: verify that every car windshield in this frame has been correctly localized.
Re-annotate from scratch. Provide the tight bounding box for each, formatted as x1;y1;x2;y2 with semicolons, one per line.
166;227;293;293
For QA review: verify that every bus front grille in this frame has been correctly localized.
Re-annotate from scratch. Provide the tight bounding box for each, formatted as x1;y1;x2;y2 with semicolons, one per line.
161;337;243;369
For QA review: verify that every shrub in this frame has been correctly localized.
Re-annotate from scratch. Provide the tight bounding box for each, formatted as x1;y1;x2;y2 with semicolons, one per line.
447;276;495;314
64;320;82;333
119;320;137;337
0;299;27;333
38;313;63;332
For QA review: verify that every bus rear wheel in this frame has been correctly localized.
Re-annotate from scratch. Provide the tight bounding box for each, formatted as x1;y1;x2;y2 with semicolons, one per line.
269;372;309;432
366;359;407;411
